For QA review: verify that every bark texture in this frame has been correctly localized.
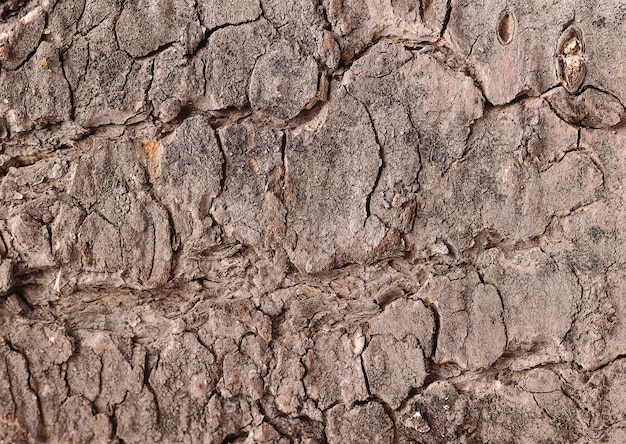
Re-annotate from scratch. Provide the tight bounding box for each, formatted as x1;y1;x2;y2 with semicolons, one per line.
1;0;626;442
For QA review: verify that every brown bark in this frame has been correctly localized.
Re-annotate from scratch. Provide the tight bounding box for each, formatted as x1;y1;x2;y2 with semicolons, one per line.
1;0;626;442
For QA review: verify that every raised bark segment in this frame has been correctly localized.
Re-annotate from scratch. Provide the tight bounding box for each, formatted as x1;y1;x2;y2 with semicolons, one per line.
1;0;626;442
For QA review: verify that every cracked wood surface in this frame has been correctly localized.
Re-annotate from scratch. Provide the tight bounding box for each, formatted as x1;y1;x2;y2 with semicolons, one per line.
1;0;626;442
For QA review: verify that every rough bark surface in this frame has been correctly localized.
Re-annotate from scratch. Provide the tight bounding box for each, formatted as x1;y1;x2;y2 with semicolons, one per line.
1;1;626;442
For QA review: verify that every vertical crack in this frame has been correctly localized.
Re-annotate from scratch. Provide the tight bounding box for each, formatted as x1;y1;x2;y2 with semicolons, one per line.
347;92;384;224
575;127;607;193
279;131;286;200
76;0;87;30
147;220;157;282
440;0;452;38
214;128;228;202
406;106;423;191
110;407;120;443
143;59;155;119
45;224;53;258
426;301;440;360
5;342;44;439
59;49;76;121
112;3;125;52
360;354;371;396
491;286;509;349
142;351;161;426
97;354;103;404
561;265;584;346
3;342;18;418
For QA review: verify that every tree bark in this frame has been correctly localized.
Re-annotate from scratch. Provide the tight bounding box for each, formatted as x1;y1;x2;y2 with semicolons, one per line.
1;0;626;442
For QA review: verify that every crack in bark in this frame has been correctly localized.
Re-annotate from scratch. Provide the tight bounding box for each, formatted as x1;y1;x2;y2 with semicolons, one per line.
1;10;48;73
440;0;452;38
475;268;509;349
359;353;371;396
213;129;227;204
142;350;161;427
7;342;44;438
352;95;384;224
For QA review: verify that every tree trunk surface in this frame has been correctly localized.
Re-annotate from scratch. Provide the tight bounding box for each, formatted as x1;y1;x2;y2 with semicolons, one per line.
1;0;625;442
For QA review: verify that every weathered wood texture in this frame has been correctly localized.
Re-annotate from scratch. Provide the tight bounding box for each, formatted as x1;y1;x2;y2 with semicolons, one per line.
1;0;626;442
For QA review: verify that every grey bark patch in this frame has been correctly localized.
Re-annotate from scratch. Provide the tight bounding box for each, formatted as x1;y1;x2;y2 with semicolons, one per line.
284;88;389;273
199;0;261;30
200;19;276;110
398;381;477;442
249;40;319;121
4;349;41;438
478;247;578;361
115;387;161;442
214;120;286;257
150;116;222;262
0;41;72;135
116;0;198;58
8;213;53;268
0;5;45;70
149;47;204;123
73;20;152;127
57;396;113;443
362;333;426;408
422;272;506;371
446;0;562;104
262;0;334;68
69;140;172;287
326;402;394;444
48;0;86;47
303;329;368;410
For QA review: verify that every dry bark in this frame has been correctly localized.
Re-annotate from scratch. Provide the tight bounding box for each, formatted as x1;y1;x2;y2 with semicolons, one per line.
1;0;626;442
